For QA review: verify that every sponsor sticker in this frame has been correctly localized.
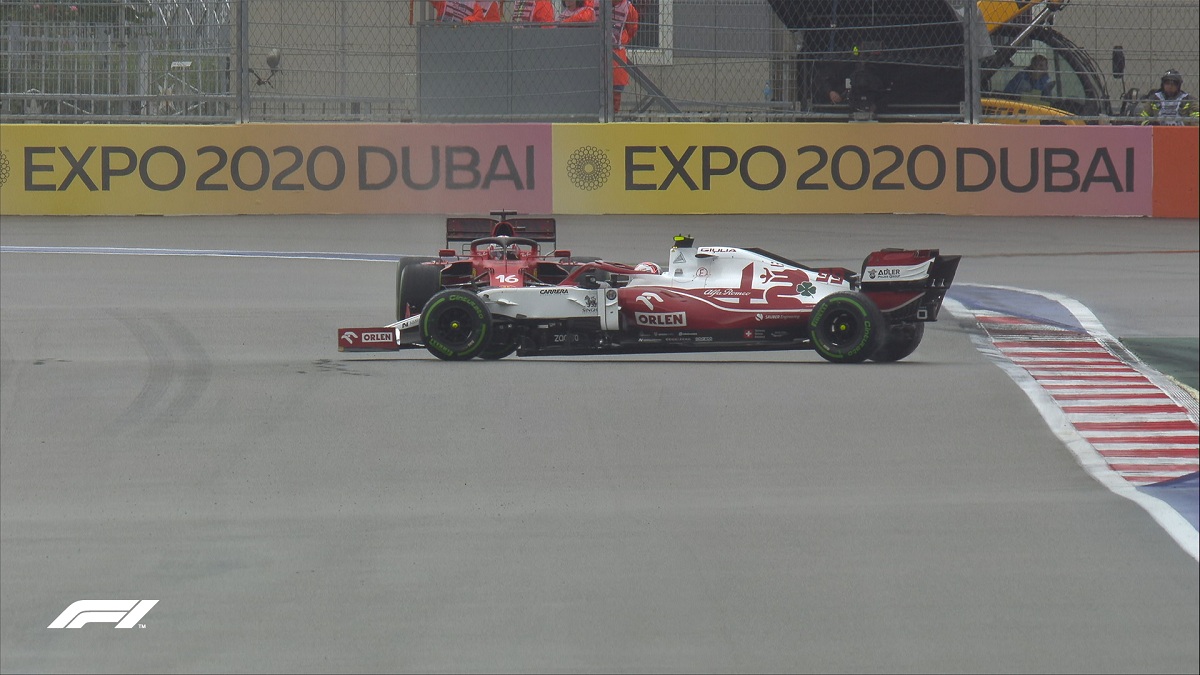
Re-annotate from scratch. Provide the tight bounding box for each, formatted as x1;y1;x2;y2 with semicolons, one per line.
635;312;687;327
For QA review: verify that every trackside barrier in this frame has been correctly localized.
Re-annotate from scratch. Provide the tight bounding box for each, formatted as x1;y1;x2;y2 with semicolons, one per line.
0;124;1194;218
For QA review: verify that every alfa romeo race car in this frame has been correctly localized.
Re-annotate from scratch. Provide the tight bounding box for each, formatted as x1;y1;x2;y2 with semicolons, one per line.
339;224;960;363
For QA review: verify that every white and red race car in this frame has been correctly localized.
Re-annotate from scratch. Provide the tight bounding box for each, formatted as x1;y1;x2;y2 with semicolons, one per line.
338;219;960;363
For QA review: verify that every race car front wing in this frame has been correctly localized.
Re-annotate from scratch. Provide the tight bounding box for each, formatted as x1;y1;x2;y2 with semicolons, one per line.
337;315;422;352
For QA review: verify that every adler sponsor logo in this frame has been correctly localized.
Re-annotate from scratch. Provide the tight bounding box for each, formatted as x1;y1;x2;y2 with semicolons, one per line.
635;312;687;327
361;331;394;343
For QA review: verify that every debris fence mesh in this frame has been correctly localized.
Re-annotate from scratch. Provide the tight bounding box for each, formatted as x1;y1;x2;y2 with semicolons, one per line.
2;0;1196;124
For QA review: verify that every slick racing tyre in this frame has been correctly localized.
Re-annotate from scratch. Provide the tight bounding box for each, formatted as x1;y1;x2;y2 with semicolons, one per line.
809;292;885;363
478;335;518;360
477;321;518;360
870;321;925;363
420;289;492;361
396;257;440;320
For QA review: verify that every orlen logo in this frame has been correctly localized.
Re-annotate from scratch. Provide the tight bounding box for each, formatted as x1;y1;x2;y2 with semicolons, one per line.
48;600;158;628
635;312;687;327
361;331;393;343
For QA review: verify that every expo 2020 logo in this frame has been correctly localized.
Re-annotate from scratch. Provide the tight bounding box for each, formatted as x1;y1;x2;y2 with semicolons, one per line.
0;151;10;189
566;146;610;191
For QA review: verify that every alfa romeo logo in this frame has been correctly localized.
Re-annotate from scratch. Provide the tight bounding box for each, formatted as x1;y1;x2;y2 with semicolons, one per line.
0;150;10;189
566;146;610;191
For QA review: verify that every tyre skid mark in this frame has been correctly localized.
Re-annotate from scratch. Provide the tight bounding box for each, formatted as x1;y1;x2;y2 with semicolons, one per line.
109;310;211;434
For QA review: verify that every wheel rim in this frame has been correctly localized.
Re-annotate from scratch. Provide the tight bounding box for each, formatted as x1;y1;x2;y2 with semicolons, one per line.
433;306;481;350
822;308;862;347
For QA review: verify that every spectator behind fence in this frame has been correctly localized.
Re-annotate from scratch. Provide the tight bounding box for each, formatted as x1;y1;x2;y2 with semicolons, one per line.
511;0;555;23
1140;69;1199;126
1004;54;1054;98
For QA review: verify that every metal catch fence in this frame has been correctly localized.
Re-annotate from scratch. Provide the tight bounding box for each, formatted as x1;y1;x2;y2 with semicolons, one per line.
2;0;1196;125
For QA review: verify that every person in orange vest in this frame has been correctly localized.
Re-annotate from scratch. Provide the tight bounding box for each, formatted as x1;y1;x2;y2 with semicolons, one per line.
465;1;503;23
431;1;502;22
431;1;467;22
560;0;597;23
510;0;555;23
609;0;639;113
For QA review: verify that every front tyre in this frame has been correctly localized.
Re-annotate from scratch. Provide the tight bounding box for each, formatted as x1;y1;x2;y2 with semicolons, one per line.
478;322;518;360
396;257;438;320
478;338;518;360
420;289;492;361
809;292;884;363
870;321;925;363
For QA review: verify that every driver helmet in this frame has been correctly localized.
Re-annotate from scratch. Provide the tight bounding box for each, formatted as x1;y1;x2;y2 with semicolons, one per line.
1161;69;1183;87
634;262;662;274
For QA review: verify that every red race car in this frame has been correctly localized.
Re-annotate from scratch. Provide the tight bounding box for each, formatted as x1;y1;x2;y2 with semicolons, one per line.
393;210;604;320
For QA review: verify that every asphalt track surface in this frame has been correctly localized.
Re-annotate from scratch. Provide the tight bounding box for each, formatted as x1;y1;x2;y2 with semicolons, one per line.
1;214;1197;674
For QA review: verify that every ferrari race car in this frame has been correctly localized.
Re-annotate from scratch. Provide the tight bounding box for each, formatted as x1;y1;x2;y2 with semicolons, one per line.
338;219;960;363
392;210;601;320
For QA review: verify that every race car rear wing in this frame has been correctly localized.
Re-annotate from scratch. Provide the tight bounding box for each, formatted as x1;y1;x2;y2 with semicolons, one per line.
859;249;961;322
446;215;557;249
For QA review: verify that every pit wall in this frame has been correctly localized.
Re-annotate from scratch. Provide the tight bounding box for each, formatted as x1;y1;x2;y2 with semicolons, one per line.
1;124;1195;218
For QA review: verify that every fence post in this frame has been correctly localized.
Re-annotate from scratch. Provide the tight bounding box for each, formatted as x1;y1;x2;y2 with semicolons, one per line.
237;0;249;123
961;0;982;124
601;0;614;122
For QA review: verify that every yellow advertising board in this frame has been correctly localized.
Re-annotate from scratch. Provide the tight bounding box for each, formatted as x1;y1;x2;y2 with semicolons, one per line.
551;123;1151;217
0;124;552;215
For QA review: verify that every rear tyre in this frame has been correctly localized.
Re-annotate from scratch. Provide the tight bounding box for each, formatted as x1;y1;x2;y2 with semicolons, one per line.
809;292;885;363
870;321;925;363
396;258;440;320
420;289;492;361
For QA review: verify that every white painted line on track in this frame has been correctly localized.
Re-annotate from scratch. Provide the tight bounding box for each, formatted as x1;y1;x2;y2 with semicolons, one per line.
0;245;402;262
